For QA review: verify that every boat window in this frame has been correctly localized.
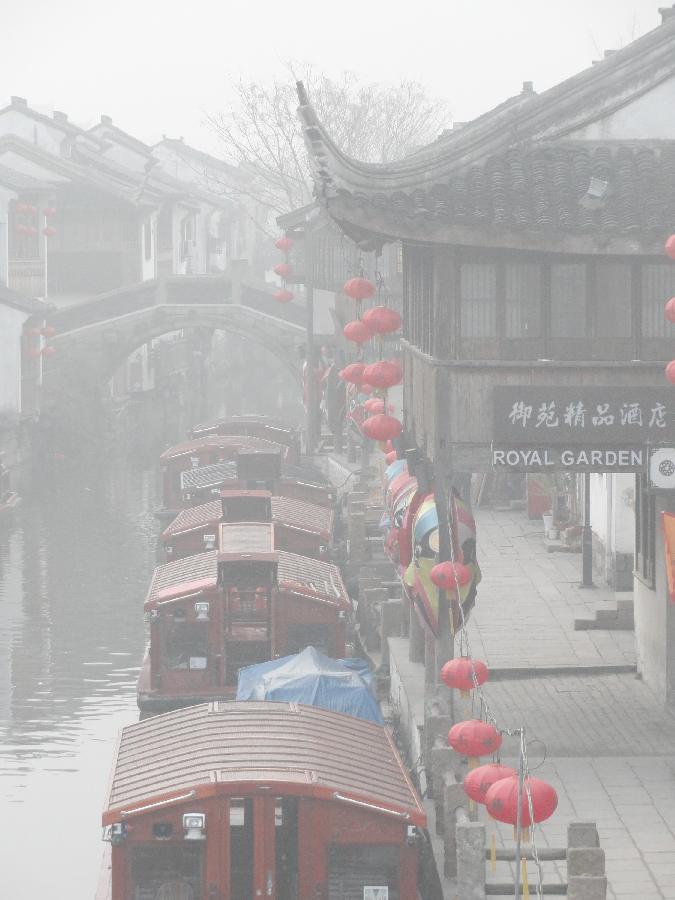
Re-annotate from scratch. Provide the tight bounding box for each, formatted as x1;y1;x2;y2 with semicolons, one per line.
130;844;202;900
164;621;208;671
327;844;399;900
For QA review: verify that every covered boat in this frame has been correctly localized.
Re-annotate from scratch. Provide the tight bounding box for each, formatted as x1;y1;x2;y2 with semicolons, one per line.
162;491;333;561
236;645;384;724
137;527;351;713
191;414;301;462
99;702;425;900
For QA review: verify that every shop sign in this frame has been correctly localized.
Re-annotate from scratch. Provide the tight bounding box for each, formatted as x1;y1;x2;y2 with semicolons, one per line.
492;445;645;472
493;386;675;445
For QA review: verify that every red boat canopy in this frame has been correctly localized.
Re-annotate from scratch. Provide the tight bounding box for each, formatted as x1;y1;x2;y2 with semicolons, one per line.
146;551;219;610
102;702;426;826
162;496;333;541
160;435;287;464
277;551;350;610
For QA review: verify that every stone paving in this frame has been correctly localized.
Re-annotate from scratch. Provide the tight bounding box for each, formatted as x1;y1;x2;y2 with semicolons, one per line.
462;507;675;899
466;508;636;670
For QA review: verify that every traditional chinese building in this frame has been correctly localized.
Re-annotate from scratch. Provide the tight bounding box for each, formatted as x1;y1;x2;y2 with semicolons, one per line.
298;7;675;700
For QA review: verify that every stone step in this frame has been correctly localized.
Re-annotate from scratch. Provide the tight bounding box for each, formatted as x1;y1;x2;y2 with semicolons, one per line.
574;597;634;631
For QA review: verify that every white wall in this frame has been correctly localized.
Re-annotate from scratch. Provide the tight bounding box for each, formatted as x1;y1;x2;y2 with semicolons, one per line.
568;76;675;141
0;304;26;413
0;185;15;285
590;473;634;553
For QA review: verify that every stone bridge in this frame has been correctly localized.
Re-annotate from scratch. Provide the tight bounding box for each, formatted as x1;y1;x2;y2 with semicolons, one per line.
34;274;306;415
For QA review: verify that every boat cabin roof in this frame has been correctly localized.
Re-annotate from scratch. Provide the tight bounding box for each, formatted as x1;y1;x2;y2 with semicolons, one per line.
162;495;333;541
192;415;296;441
146;551;220;608
180;461;237;492
145;549;349;610
160;435;286;464
103;701;425;826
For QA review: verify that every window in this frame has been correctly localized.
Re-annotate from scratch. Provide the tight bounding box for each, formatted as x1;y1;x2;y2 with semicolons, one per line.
144;218;153;261
164;620;208;670
505;262;542;338
596;264;632;337
550;263;586;337
635;474;655;588
642;264;675;338
460;263;496;337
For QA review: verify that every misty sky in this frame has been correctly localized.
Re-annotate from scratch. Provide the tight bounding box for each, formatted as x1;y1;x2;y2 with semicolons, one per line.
1;0;666;157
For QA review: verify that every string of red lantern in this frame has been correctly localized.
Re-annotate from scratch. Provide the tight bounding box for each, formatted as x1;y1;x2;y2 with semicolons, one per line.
664;235;675;380
464;763;517;806
447;719;502;768
343;320;372;344
440;656;489;694
485;775;558;828
273;235;295;303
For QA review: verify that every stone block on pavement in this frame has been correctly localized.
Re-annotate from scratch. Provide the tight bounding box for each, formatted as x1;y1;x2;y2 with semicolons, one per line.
567;874;607;900
568;846;606;876
568;821;600;848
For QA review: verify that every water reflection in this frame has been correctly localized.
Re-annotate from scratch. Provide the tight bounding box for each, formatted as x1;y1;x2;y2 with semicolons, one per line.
0;458;159;899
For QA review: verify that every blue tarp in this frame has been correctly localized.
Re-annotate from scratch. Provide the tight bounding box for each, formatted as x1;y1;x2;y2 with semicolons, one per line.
236;646;384;724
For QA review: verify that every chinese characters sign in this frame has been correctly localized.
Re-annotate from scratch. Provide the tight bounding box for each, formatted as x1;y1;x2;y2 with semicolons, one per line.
493;387;675;445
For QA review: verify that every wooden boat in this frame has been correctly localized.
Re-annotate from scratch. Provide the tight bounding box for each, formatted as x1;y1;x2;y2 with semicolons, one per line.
98;702;425;900
179;453;335;510
162;490;334;561
159;436;290;515
191;414;301;463
137;526;351;713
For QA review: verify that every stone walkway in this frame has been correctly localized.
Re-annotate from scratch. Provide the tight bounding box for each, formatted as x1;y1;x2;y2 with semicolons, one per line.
462;508;675;899
466;508;636;671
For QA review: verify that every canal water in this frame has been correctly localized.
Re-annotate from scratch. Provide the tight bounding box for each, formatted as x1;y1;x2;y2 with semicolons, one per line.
0;457;160;899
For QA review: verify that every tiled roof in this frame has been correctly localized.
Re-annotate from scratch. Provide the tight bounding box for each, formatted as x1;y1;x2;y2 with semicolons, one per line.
0;163;56;192
277;550;349;608
334;142;675;234
103;701;425;824
272;495;333;539
298;15;675;239
146;551;219;607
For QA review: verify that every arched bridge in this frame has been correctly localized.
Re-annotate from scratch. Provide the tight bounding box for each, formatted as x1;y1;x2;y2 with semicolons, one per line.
36;275;306;412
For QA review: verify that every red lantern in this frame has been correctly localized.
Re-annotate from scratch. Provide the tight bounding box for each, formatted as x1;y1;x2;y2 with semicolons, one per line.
365;397;391;414
26;204;37;215
41;325;56;337
339;363;366;385
464;763;517;805
343;320;372;344
42;345;57;357
384;440;395;453
16;224;29;235
273;262;292;278
344;276;376;301
666;361;675;384
15;203;30;215
430;561;472;590
358;383;375;395
27;226;37;236
274;290;294;303
447;719;502;763
275;235;293;252
362;414;403;441
665;235;675;260
43;226;57;237
362;305;402;334
385;450;397;465
666;298;675;323
43;207;57;217
441;657;489;694
362;361;403;389
485;775;558;828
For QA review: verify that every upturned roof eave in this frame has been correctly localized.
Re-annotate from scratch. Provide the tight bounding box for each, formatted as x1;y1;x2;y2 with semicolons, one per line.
299;14;675;197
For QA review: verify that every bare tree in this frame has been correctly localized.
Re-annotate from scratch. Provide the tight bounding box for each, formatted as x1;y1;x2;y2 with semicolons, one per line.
206;65;449;219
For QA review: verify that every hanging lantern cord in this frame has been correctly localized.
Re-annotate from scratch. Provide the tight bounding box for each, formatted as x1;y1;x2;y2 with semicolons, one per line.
522;732;545;900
